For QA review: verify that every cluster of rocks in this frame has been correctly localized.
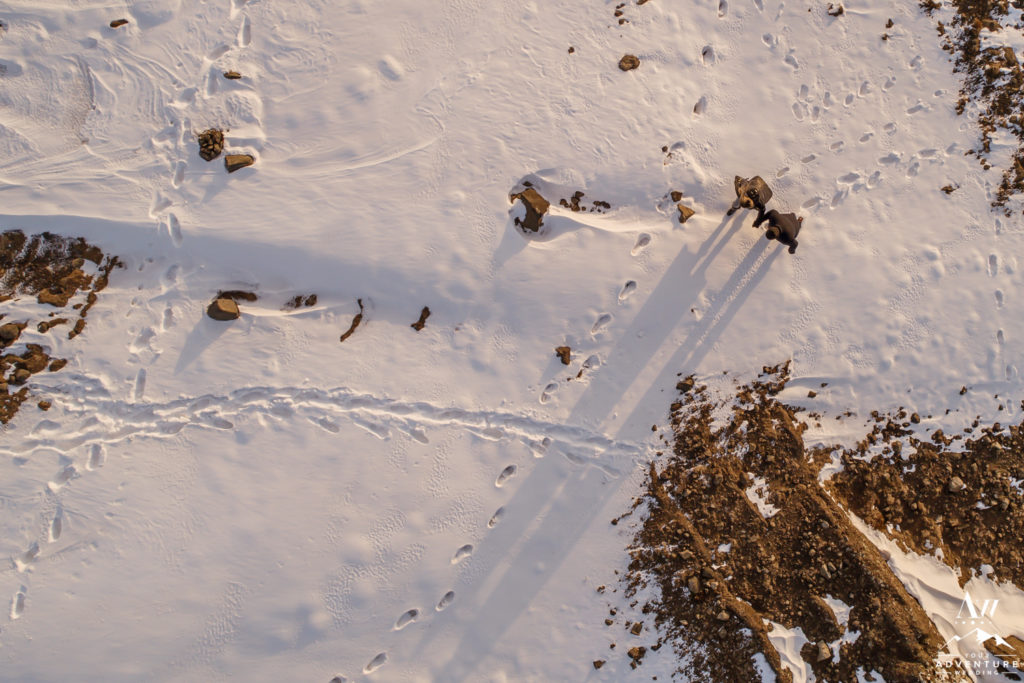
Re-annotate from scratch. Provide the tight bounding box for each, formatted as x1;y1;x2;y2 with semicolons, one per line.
198;129;225;161
197;129;256;172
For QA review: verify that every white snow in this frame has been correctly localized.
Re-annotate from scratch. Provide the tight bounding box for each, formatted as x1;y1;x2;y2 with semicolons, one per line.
746;474;780;519
0;0;1022;680
766;619;813;682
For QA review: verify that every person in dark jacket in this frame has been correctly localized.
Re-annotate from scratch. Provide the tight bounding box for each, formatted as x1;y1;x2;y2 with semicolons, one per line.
755;209;803;253
727;175;773;226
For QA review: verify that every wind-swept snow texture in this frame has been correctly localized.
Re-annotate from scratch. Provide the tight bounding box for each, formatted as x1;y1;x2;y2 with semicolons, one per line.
0;0;1021;680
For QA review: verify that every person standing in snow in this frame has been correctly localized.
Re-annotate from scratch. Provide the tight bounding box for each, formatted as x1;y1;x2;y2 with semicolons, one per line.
755;209;803;254
726;175;773;226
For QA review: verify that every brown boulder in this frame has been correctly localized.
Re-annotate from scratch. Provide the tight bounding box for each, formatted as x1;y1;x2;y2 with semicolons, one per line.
510;188;550;233
677;203;695;224
0;323;23;345
619;54;640;71
225;154;255;173
207;298;240;321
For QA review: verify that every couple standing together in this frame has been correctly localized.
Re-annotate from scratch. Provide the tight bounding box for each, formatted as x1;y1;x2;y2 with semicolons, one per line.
727;176;803;254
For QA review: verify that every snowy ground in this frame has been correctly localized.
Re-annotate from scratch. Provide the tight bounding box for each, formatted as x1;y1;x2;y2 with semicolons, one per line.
1;0;1023;680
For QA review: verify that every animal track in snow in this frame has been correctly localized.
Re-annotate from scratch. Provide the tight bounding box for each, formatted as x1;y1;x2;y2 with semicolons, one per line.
15;543;39;572
591;313;612;334
495;464;517;487
451;544;473;564
49;508;63;542
618;280;637;301
87;444;105;470
394;609;419;630
436;590;455;611
238;15;252;47
10;588;26;620
167;213;183;246
631;233;651;255
363;652;387;674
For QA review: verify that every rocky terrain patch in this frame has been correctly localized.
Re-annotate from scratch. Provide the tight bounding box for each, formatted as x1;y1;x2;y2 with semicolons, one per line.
0;230;120;423
616;363;974;682
924;0;1024;210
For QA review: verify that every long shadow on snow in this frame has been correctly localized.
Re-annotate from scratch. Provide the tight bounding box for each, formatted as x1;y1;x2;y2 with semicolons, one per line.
421;217;781;679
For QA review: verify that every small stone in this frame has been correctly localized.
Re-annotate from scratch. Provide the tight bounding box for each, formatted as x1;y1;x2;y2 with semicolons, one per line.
670;190;683;202
680;549;694;560
630;622;643;635
627;646;645;660
48;358;68;372
808;390;817;398
910;412;921;423
948;476;966;493
687;576;700;594
109;18;129;28
676;377;695;393
38;400;51;411
605;618;614;626
225;154;255;173
619;54;640;71
12;368;30;384
677;204;695;224
816;641;832;662
700;567;714;579
716;610;730;621
593;660;605;669
556;346;571;365
223;70;243;80
568;47;575;54
207;298;240;321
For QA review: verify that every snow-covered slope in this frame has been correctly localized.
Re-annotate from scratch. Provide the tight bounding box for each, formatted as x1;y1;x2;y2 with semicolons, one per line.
1;0;1022;679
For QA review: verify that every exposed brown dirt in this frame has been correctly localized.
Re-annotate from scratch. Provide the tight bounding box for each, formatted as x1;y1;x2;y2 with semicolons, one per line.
284;294;317;309
618;363;971;682
829;403;1024;589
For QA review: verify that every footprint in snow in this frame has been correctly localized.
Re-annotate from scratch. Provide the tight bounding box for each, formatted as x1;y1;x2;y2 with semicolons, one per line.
488;506;506;528
631;233;651;255
451;544;473;564
363;652;387;674
618;280;637;301
495;464;517;487
394;609;419;630
989;254;999;277
591;313;612;334
539;382;558;404
436;591;455;611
